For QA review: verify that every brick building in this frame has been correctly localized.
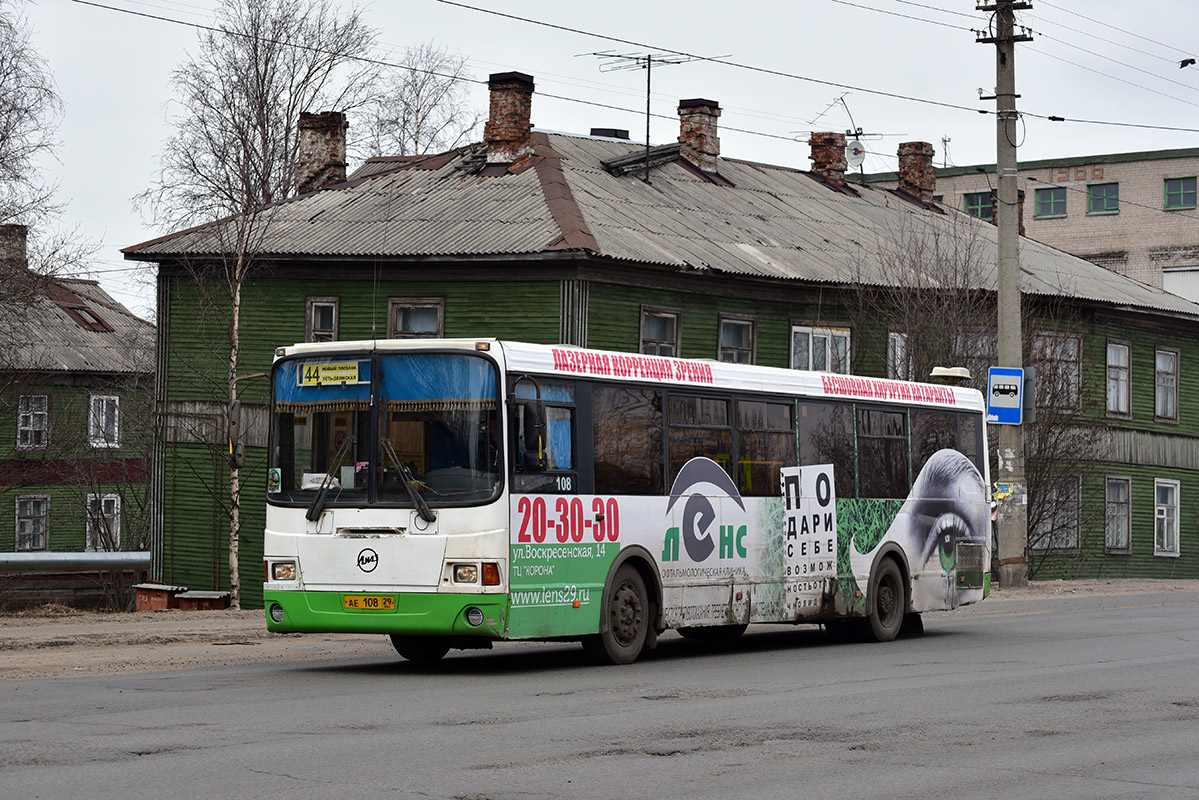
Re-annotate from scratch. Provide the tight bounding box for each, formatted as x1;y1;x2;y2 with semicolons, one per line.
860;148;1199;297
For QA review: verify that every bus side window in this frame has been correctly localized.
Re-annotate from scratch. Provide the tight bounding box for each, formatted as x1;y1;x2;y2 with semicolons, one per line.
736;399;795;496
593;385;663;495
913;410;984;478
798;401;856;499
856;407;909;499
668;395;732;484
512;379;576;492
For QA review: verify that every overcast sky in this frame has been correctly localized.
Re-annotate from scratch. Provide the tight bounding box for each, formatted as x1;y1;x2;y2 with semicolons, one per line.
25;0;1199;319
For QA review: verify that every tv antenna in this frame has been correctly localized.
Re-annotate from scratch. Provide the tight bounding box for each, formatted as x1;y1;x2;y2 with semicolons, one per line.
581;50;704;183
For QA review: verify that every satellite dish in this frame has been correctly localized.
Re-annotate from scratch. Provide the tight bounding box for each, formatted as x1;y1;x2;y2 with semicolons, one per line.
846;140;866;169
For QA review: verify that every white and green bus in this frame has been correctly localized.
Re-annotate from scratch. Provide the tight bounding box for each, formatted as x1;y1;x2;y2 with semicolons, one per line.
263;338;991;664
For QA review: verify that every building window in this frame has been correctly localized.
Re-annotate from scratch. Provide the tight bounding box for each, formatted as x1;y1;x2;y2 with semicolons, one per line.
306;297;338;342
718;316;755;364
86;493;121;551
1032;332;1081;413
1031;475;1080;552
88;394;120;448
388;297;443;339
963;191;993;222
1164;177;1197;210
640;307;679;356
1105;476;1131;554
1087;183;1119;215
1106;341;1130;417
1154;478;1180;557
1155;348;1178;421
1034;186;1067;218
16;394;48;449
791;325;850;373
886;331;909;380
15;496;49;552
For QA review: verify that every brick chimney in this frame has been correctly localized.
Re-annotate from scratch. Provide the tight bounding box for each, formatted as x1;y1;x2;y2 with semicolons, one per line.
809;132;847;185
897;141;936;202
0;224;28;270
677;99;721;173
295;111;348;195
484;72;535;163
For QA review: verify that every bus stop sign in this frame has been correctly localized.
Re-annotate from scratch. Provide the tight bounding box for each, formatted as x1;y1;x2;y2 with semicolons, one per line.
987;366;1024;424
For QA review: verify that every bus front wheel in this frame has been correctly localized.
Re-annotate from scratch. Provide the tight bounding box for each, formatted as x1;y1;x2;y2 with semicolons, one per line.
861;558;906;643
390;635;451;662
583;564;649;665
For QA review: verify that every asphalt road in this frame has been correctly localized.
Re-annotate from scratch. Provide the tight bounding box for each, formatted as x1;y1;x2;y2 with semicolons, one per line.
2;588;1198;800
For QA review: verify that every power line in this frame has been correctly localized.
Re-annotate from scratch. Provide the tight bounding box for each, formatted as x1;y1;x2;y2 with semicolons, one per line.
1036;0;1194;58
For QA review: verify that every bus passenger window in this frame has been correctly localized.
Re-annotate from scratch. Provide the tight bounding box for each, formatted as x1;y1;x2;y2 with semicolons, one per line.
593;385;663;495
668;395;732;483
857;408;909;499
513;380;576;492
737;400;795;496
912;410;984;478
798;401;855;499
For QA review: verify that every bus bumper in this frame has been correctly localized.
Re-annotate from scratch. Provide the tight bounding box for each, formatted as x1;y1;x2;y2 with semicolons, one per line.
263;589;508;638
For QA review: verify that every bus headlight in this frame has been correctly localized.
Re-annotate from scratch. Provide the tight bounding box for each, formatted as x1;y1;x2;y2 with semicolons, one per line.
272;561;297;581
453;564;478;583
269;603;285;622
465;607;485;627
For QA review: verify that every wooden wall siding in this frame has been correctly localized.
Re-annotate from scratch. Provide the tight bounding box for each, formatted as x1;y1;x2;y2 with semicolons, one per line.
1085;319;1199;436
1035;464;1196;579
165;275;563;406
1100;429;1199;470
158;442;267;607
584;282;828;368
161;401;268;448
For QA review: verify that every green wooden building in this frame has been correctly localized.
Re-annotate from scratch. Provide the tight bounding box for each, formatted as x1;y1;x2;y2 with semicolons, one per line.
124;74;1199;606
1;224;155;607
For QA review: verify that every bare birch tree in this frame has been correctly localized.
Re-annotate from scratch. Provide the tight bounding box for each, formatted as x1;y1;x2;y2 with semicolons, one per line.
137;0;379;608
854;211;1103;579
356;41;481;158
0;0;61;228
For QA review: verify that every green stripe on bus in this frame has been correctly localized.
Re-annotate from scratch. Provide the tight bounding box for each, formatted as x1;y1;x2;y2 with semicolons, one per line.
263;590;509;638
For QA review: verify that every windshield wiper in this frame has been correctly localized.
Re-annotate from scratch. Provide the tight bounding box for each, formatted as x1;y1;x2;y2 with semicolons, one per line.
381;438;436;523
305;435;356;521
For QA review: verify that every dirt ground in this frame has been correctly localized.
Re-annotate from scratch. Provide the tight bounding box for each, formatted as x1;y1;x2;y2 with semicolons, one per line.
1;579;1196;680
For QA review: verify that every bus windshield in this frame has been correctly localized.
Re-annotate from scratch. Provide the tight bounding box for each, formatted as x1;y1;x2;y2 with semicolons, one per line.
269;352;500;507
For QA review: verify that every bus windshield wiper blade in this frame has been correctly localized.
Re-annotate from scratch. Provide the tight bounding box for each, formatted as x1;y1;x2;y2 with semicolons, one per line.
381;439;436;523
305;435;356;521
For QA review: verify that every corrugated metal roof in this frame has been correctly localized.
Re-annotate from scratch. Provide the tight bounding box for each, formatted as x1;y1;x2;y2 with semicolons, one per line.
5;278;154;374
124;132;1199;318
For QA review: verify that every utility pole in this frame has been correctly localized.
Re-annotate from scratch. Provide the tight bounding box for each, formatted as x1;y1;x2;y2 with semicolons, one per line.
978;1;1032;588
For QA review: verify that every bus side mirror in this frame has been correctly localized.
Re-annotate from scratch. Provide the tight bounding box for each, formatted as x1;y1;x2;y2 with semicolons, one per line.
520;400;546;472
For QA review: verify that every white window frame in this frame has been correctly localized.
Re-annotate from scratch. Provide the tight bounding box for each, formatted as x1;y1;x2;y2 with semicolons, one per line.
16;496;50;552
1155;347;1179;422
718;315;755;364
886;331;909;380
306;296;339;343
1031;474;1081;552
86;493;121;552
17;394;49;449
1104;475;1131;554
1154;478;1180;557
388;297;444;339
1105;341;1131;418
88;394;120;448
640;306;680;357
790;324;850;373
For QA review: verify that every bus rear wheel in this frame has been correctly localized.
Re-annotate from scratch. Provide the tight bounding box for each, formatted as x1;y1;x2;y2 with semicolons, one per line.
390;635;451;662
862;558;906;643
583;564;649;665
